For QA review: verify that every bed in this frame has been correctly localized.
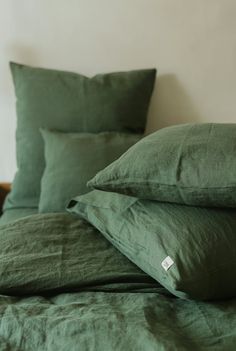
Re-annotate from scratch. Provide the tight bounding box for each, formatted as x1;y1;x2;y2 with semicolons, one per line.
0;184;236;351
1;63;236;350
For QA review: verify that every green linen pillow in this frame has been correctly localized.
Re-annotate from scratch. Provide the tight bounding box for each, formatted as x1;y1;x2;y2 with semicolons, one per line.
88;123;236;207
5;62;156;210
68;190;236;301
39;130;141;213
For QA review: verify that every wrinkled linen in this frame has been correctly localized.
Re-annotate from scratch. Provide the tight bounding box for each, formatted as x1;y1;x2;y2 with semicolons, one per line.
0;208;38;225
0;213;158;295
0;213;235;350
0;292;236;350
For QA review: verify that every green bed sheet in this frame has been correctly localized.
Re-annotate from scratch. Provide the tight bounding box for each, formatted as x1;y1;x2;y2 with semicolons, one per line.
0;212;235;350
0;292;236;351
0;208;38;225
0;291;236;351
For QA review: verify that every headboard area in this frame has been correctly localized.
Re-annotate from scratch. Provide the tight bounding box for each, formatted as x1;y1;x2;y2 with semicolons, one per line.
0;183;11;213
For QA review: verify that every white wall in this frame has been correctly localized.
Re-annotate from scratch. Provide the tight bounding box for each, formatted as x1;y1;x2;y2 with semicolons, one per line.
1;0;236;181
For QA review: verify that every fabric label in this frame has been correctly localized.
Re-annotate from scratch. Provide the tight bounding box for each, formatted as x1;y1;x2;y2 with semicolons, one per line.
161;256;174;271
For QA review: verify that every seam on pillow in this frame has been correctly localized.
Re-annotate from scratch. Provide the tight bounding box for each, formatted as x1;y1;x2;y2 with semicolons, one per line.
94;179;236;190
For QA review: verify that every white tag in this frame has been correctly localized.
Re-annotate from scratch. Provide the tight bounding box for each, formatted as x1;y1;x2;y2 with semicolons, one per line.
161;256;174;271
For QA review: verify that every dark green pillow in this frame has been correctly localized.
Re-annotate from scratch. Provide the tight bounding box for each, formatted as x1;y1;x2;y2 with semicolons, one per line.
39;130;141;213
88;123;236;207
5;62;156;210
68;190;236;301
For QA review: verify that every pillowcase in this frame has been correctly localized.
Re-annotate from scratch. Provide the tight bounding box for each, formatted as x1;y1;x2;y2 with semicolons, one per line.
88;123;236;207
39;130;141;213
68;190;236;301
5;62;156;210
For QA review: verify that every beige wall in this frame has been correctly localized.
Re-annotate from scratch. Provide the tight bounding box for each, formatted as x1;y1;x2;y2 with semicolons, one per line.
1;0;236;180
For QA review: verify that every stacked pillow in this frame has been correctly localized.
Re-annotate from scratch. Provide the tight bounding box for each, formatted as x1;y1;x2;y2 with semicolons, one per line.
3;62;156;212
5;61;236;302
88;123;236;207
68;123;236;301
39;130;141;212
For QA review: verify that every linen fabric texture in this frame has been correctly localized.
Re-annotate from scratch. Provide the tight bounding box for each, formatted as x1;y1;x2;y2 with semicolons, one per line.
89;123;236;207
5;62;156;210
39;130;141;212
68;190;236;301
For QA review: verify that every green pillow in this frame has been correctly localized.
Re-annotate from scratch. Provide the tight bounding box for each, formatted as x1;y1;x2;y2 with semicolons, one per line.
5;62;156;210
68;190;236;301
88;123;236;207
39;130;141;213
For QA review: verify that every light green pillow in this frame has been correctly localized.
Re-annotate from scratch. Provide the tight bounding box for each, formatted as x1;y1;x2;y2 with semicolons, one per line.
39;130;141;213
68;190;236;301
5;62;156;210
88;123;236;207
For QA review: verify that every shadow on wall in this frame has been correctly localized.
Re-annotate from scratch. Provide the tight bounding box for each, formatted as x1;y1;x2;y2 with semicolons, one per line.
6;43;40;66
1;43;40;98
145;74;203;134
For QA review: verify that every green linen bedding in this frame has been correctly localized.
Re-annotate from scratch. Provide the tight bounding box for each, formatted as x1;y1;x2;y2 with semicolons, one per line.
39;130;141;213
0;213;158;295
5;63;156;210
88;123;236;207
68;190;236;301
0;213;236;350
0;291;236;350
0;208;38;225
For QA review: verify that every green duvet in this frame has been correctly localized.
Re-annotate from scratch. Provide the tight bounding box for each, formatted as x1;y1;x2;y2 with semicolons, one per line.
0;213;236;350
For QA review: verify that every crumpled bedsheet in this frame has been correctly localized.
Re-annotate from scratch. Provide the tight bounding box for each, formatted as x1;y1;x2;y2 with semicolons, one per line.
0;213;235;350
0;291;235;351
